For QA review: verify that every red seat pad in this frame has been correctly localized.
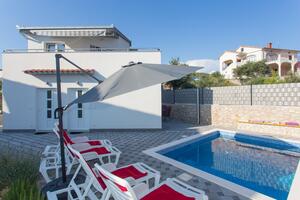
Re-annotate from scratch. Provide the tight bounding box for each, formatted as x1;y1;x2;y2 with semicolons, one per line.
63;131;74;144
85;163;107;190
80;147;111;155
86;140;102;146
141;184;195;200
112;165;147;180
96;176;107;190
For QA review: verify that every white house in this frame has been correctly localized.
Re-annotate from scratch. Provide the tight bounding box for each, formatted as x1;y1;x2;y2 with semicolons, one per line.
220;43;300;79
2;25;161;131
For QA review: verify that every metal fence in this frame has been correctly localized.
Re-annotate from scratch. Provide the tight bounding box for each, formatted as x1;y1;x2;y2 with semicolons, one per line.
162;83;300;107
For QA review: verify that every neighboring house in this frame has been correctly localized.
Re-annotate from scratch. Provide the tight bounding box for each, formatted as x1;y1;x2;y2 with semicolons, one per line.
2;25;161;131
220;43;300;79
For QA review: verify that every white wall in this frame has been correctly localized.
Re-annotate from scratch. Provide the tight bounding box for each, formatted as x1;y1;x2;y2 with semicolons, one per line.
219;52;237;79
2;51;161;130
28;36;130;50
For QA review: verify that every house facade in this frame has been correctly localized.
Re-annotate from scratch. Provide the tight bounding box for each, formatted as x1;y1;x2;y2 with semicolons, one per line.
220;43;300;79
2;25;161;131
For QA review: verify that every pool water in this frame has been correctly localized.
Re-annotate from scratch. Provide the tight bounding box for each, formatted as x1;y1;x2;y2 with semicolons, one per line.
159;131;300;200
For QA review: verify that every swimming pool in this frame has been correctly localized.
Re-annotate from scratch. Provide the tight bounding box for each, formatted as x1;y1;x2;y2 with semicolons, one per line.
144;130;300;200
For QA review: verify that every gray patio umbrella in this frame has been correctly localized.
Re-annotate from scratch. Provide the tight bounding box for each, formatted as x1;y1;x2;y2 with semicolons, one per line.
64;62;201;109
54;54;201;183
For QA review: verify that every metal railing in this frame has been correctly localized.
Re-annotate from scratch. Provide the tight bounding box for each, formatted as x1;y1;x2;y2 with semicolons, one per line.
3;47;160;53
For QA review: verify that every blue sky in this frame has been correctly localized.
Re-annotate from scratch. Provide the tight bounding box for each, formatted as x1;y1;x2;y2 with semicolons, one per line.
0;0;299;71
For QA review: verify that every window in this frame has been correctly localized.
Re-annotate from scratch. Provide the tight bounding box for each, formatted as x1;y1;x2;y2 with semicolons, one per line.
46;43;65;52
289;55;292;60
46;44;56;52
57;44;65;52
77;90;83;118
46;90;52;118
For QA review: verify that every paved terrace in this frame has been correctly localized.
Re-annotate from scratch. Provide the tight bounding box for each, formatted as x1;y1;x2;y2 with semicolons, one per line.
0;120;248;200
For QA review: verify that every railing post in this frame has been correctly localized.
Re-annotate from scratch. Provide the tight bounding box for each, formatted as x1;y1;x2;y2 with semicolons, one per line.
250;84;253;106
197;88;200;124
201;87;204;104
173;89;176;104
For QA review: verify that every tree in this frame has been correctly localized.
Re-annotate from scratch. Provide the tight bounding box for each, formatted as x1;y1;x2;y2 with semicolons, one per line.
164;57;236;89
164;57;193;89
188;72;234;88
233;60;271;84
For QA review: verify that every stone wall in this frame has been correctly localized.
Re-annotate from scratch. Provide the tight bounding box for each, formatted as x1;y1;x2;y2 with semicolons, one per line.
211;104;300;138
165;104;212;125
168;104;198;124
211;105;300;128
165;103;300;138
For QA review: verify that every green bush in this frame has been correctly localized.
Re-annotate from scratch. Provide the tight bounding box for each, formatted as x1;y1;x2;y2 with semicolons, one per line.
0;152;42;199
3;179;44;200
0;153;39;190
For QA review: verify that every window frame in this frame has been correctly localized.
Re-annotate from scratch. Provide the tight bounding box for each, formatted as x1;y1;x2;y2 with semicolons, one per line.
45;42;65;52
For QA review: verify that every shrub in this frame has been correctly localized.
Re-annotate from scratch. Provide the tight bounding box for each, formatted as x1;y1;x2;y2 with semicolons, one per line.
233;60;271;84
3;179;44;200
0;152;41;199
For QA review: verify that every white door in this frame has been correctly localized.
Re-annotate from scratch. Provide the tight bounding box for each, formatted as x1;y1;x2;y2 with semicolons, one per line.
37;89;58;131
67;89;89;132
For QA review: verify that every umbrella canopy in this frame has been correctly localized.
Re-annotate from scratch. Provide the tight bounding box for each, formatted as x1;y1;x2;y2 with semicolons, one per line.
65;62;201;109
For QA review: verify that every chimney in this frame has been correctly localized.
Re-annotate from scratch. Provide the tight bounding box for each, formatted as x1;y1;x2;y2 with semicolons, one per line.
267;42;272;48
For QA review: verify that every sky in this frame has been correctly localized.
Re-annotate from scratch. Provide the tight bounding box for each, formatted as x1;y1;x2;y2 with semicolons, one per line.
0;0;299;72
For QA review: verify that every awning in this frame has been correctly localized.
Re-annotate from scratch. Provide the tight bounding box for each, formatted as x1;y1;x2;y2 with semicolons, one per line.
24;69;95;75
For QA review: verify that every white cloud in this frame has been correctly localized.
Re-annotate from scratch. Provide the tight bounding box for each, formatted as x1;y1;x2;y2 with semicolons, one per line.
185;59;219;73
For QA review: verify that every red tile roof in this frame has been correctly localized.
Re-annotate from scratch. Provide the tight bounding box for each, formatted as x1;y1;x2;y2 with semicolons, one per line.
24;69;95;75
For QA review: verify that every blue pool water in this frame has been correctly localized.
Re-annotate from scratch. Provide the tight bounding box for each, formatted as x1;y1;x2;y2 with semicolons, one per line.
159;131;300;200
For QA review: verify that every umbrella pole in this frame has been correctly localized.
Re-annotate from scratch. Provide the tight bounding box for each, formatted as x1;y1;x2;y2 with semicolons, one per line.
55;54;67;183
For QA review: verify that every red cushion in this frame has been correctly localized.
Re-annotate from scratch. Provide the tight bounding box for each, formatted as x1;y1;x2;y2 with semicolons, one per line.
80;147;111;155
63;131;74;144
98;171;127;192
85;163;107;190
141;184;195;200
86;140;102;146
96;175;107;190
112;166;147;180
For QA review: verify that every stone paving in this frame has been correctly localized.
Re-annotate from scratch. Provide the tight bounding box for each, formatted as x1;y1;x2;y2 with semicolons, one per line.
0;120;249;200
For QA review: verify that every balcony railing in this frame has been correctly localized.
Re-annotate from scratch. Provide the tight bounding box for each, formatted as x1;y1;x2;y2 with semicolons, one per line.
3;47;160;53
266;57;297;63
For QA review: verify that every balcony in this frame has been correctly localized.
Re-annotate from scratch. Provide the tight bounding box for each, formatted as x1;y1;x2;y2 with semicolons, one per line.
266;54;298;64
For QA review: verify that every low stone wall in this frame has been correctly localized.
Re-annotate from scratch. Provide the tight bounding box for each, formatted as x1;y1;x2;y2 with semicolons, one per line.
165;103;300;138
211;104;300;138
164;104;212;125
211;105;300;128
168;103;198;124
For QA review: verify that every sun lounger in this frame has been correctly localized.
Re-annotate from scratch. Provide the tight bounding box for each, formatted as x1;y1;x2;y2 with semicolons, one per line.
96;163;208;200
47;145;160;200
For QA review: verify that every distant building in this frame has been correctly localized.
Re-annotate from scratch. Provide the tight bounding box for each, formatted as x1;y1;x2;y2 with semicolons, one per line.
220;43;300;79
2;25;161;131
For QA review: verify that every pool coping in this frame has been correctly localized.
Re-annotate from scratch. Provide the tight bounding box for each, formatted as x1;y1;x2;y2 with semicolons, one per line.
143;128;300;200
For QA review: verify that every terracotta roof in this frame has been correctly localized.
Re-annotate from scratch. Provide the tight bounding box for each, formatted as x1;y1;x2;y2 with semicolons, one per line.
24;69;95;75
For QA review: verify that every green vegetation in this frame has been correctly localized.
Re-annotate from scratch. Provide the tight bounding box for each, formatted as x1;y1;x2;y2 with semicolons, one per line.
233;60;300;85
0;152;43;200
165;57;235;89
3;179;44;200
233;60;271;84
166;58;300;88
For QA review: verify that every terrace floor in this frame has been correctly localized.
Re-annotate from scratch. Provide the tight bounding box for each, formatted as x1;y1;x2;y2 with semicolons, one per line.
0;120;250;200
